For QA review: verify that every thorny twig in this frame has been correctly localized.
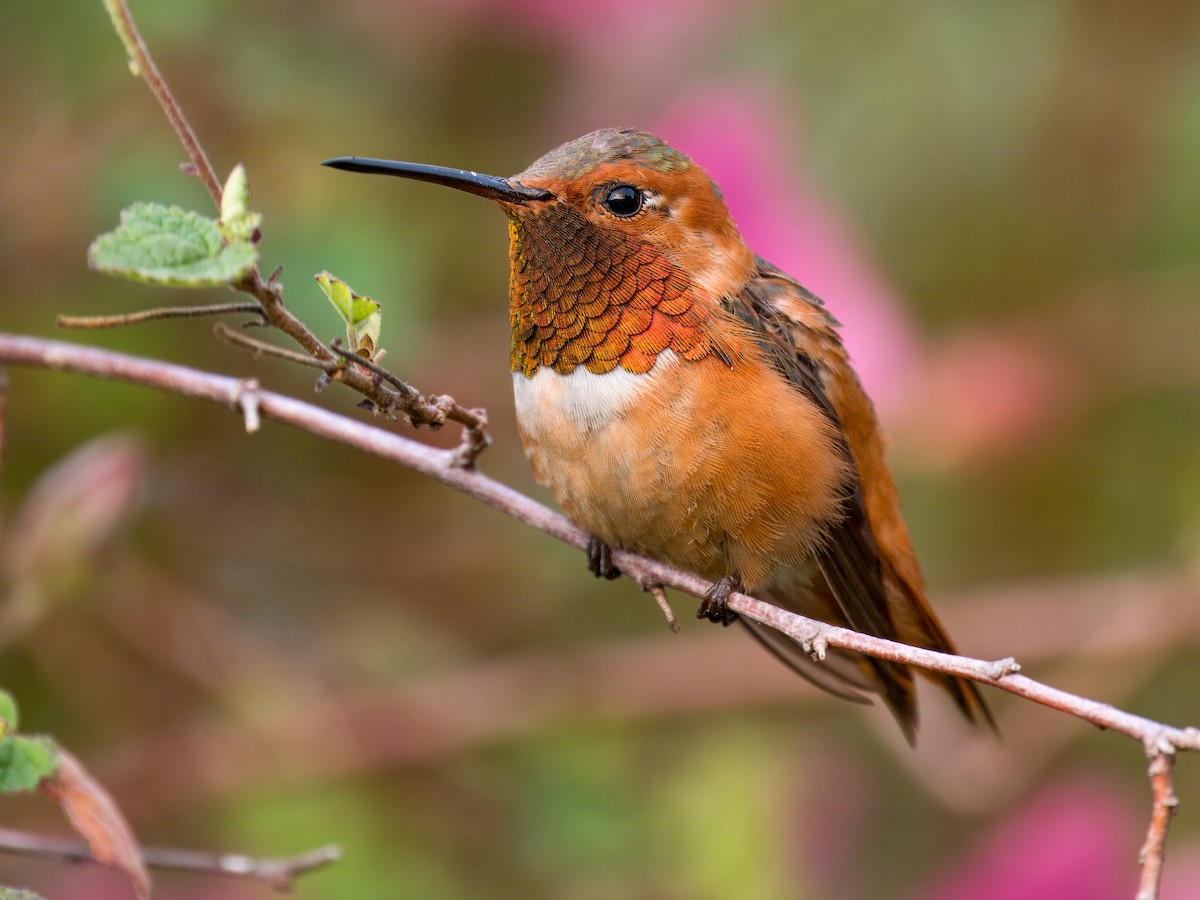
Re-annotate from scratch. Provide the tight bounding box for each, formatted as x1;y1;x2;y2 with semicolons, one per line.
0;333;1193;898
0;826;339;893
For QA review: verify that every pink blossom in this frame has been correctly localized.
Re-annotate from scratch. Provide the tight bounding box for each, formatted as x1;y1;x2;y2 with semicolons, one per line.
922;779;1139;900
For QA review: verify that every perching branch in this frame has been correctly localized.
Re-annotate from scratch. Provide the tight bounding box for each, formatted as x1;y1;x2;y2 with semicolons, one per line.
0;332;1194;899
0;333;1189;742
0;826;339;892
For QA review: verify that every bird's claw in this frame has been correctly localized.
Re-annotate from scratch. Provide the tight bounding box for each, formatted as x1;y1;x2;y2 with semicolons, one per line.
697;571;742;626
586;535;621;580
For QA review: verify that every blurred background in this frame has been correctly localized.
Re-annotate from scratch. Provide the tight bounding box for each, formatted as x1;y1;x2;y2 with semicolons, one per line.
2;0;1200;897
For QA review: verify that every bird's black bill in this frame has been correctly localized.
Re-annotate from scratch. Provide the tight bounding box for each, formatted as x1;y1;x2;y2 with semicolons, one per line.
321;157;552;204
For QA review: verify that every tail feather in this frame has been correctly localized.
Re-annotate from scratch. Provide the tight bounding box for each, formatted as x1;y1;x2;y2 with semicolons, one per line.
749;579;992;744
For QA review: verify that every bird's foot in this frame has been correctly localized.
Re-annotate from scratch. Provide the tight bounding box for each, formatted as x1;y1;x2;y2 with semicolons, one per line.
586;535;621;580
697;571;742;626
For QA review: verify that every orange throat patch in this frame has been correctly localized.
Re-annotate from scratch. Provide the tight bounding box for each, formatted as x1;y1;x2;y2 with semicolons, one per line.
508;207;723;376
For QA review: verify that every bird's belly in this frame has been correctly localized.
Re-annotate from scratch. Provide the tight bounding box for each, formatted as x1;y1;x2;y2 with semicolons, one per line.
511;350;848;589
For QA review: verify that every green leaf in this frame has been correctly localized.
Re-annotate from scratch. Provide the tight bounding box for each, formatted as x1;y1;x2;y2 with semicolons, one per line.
315;271;382;358
0;735;59;793
219;164;263;243
89;202;257;287
0;887;48;900
0;691;18;737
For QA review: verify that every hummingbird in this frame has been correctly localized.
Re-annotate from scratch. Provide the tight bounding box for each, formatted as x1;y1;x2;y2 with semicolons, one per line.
324;128;993;741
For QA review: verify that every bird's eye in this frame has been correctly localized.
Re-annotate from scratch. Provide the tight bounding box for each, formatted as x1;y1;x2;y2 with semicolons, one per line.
601;184;644;217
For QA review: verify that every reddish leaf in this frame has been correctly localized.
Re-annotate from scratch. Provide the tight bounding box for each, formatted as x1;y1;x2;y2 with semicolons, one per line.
39;750;150;900
3;435;143;587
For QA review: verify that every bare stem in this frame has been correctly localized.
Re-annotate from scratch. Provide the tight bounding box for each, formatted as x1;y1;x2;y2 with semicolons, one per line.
1137;751;1179;900
0;826;339;892
57;302;264;330
214;322;333;370
102;0;223;207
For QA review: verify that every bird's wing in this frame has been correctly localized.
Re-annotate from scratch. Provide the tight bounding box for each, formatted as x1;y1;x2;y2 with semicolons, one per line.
722;256;993;736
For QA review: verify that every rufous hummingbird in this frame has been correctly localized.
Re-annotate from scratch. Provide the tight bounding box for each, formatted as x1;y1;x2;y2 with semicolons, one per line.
324;128;992;741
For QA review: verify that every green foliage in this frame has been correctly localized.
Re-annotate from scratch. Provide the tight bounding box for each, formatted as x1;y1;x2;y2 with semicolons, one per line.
219;163;263;243
0;690;19;737
88;202;257;287
0;691;59;794
0;688;58;792
316;271;383;359
0;736;58;793
0;888;48;900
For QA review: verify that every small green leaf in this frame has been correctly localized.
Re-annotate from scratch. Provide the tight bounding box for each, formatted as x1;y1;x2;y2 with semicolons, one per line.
219;164;262;242
0;735;59;793
0;691;18;737
89;202;257;287
0;887;49;900
315;271;382;358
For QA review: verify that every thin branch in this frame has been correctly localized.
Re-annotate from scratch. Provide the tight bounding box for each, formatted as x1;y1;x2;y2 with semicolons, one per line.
231;272;337;364
327;339;490;466
222;273;492;459
0;333;1195;894
0;827;339;892
97;0;492;462
0;334;1194;743
103;0;223;207
57;303;264;330
1138;751;1179;900
326;339;481;430
213;322;333;371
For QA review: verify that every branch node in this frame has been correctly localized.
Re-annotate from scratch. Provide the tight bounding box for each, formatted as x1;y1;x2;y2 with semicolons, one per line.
449;425;490;469
1146;730;1179;758
804;631;829;662
235;380;261;433
985;657;1022;679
